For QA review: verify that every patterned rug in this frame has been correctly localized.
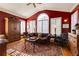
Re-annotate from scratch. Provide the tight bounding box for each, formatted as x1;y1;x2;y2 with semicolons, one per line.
7;49;32;56
7;42;63;56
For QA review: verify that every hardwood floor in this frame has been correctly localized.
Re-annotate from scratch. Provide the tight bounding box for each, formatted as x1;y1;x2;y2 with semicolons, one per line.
61;47;72;56
7;38;72;56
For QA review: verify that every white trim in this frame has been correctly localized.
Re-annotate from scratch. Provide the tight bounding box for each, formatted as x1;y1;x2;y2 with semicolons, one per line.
70;4;78;12
0;7;26;18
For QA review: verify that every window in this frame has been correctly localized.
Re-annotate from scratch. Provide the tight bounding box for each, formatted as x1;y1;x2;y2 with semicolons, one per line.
37;13;49;33
71;11;78;33
20;20;25;34
27;22;30;32
50;17;62;35
27;20;36;33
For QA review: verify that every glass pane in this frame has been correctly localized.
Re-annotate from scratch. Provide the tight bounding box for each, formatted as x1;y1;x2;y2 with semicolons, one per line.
29;21;36;33
37;21;42;33
32;20;36;33
27;22;29;32
51;19;55;35
37;13;49;21
71;11;78;33
37;13;49;33
55;17;61;35
29;21;32;33
43;21;49;33
21;20;25;34
50;17;61;35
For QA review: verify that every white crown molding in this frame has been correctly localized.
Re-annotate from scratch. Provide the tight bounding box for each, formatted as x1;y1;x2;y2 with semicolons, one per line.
0;7;26;18
70;4;78;12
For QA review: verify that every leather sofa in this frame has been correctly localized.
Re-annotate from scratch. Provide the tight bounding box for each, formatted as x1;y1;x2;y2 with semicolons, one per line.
24;33;52;45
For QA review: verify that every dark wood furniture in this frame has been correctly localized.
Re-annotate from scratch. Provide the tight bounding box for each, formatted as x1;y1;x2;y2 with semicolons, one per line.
0;39;8;56
5;17;20;42
77;35;79;55
68;33;78;56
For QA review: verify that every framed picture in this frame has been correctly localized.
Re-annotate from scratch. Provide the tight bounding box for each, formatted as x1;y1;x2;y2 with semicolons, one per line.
63;24;69;28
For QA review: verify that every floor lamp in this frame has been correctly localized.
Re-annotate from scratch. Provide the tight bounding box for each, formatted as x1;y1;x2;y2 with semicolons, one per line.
54;25;57;38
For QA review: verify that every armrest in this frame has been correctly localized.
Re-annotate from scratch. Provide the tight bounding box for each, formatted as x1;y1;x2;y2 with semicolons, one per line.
30;37;37;39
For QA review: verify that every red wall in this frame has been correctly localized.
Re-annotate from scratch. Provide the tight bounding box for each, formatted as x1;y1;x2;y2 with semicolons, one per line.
0;11;26;34
27;10;71;33
0;16;5;34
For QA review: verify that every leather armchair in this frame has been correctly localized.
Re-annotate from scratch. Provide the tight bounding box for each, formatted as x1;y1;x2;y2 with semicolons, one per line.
28;33;38;40
55;33;69;47
36;33;51;45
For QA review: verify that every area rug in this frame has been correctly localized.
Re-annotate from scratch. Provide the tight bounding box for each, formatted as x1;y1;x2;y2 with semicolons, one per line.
24;42;63;56
7;42;63;56
7;49;31;56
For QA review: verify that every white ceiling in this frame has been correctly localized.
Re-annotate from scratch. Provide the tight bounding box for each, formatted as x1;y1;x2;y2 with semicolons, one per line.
0;3;78;18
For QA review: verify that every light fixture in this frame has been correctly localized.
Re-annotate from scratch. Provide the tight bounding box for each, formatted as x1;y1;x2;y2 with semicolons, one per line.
64;19;67;22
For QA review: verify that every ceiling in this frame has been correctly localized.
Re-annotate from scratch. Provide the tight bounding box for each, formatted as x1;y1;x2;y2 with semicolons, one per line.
0;3;78;18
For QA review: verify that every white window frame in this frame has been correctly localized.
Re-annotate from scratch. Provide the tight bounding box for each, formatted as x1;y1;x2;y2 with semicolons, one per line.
37;13;49;33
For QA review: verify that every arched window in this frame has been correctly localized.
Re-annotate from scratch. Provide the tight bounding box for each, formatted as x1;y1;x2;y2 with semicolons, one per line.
37;13;49;33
